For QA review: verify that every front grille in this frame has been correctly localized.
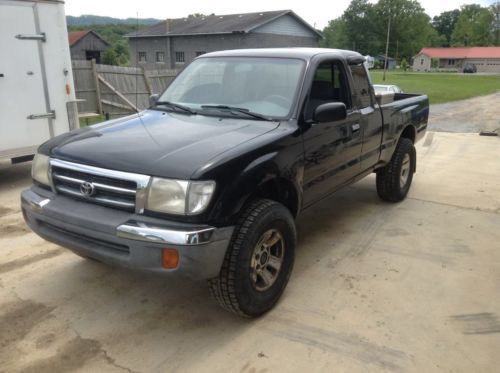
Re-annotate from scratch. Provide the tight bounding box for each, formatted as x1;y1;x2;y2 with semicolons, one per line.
52;165;137;212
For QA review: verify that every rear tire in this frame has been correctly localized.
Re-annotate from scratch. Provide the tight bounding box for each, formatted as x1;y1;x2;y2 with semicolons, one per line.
376;137;416;202
208;199;296;317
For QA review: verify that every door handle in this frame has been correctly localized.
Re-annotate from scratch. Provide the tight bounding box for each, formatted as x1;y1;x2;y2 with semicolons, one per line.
351;123;360;132
16;33;46;42
0;74;4;78
27;110;55;120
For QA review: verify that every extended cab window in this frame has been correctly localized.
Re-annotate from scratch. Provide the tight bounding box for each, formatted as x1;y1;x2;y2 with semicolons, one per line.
349;64;372;108
304;62;351;120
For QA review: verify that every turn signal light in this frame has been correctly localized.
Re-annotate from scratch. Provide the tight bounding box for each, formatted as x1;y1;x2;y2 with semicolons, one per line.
162;248;179;269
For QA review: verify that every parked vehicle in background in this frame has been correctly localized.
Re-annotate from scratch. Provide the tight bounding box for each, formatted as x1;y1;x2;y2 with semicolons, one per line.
373;84;403;94
364;55;375;69
463;64;477;73
0;0;78;164
22;48;429;317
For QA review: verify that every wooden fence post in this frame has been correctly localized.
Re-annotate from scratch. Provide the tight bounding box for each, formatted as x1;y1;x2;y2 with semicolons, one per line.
142;67;153;95
91;59;103;115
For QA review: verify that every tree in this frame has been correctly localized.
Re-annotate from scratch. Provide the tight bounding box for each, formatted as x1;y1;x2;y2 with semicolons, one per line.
372;0;434;59
102;48;118;65
400;57;408;72
342;0;379;54
428;28;448;47
451;4;494;46
322;0;446;60
188;13;214;18
320;18;349;49
432;9;461;46
491;2;500;45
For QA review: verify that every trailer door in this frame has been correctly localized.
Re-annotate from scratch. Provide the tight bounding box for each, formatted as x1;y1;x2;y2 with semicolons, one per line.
0;2;52;156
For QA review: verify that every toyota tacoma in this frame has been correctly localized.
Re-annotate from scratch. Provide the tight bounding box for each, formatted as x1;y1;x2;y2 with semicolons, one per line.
22;48;429;317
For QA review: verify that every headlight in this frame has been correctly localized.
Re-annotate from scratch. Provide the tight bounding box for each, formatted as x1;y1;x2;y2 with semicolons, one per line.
146;178;215;215
31;154;51;186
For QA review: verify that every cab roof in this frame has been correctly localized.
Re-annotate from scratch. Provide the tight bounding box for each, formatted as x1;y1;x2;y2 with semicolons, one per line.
200;48;364;62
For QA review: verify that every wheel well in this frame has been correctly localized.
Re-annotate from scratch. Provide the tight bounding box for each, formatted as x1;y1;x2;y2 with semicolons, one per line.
400;125;416;144
253;178;299;218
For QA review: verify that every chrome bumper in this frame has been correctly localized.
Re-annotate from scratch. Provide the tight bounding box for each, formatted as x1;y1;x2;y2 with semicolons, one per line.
116;221;216;245
21;187;234;279
23;188;219;246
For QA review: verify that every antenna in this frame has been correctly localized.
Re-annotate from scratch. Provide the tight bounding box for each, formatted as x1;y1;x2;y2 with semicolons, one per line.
135;12;139;112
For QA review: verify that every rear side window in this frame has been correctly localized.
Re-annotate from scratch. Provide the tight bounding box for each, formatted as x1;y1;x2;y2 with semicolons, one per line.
349;64;372;108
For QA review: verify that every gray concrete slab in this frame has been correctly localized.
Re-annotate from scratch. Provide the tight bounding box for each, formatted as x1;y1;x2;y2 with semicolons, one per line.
1;132;499;372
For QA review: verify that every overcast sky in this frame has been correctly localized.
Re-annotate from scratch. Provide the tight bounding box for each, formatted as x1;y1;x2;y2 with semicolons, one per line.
65;0;497;29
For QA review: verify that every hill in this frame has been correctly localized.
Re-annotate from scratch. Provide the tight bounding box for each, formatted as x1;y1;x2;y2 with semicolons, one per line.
66;15;161;26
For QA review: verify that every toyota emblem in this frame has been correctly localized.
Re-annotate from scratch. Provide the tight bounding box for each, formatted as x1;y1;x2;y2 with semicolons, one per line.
80;181;95;197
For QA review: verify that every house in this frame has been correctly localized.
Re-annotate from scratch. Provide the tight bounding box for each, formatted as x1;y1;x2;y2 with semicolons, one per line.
68;30;110;63
375;55;397;70
125;10;322;70
413;47;500;73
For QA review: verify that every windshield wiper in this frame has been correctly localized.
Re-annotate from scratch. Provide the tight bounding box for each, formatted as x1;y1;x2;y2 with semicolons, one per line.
200;105;274;121
154;101;197;115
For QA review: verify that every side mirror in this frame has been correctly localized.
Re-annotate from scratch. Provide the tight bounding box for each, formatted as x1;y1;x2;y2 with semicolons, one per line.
313;102;347;123
149;94;159;107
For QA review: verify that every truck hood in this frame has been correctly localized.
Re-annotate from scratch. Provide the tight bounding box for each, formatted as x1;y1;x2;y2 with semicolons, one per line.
47;110;280;179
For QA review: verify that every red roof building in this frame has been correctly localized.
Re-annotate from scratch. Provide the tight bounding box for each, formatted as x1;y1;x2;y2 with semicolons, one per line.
67;30;110;63
413;47;500;73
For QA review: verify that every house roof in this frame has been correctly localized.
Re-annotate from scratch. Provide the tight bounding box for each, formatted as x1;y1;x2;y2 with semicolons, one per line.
125;10;322;38
417;47;500;59
68;30;110;47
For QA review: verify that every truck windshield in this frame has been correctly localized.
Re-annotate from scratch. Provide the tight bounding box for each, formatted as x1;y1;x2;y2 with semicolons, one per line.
158;57;305;119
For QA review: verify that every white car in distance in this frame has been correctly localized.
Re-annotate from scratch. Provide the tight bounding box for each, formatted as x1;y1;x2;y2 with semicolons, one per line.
373;84;403;94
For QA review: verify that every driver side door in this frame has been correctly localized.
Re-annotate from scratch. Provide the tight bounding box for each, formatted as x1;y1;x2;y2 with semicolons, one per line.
301;60;362;207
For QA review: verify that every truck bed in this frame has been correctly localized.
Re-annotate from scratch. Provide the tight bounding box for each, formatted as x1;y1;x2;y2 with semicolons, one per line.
378;92;429;163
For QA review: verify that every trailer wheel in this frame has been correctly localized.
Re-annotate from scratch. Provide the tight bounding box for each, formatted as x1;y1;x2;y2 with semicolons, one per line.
208;199;296;317
376;138;416;202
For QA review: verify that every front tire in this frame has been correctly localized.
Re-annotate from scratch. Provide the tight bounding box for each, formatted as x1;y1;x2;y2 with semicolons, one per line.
208;199;296;317
376;137;416;202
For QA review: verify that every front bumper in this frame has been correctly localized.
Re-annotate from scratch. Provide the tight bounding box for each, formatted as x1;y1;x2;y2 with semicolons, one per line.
21;186;234;280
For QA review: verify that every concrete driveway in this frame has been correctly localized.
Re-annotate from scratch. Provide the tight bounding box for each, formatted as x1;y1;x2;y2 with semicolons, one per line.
1;132;499;372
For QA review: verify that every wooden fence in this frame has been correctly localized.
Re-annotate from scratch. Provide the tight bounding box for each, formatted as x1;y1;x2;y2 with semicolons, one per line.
72;60;179;117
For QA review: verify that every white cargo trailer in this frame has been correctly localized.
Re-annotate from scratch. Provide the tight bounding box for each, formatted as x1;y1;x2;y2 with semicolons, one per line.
0;0;78;163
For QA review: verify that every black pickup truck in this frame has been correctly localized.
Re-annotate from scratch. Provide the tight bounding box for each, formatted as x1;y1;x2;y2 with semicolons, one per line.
22;48;428;317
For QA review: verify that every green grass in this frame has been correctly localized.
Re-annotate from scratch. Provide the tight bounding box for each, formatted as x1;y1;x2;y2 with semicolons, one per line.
370;71;500;104
79;115;106;127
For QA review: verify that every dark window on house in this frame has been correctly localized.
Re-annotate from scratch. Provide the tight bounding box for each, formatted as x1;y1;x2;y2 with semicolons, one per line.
156;51;165;63
448;59;455;65
138;52;147;63
196;51;206;57
421;58;424;65
349;64;372;108
85;50;101;64
175;52;185;63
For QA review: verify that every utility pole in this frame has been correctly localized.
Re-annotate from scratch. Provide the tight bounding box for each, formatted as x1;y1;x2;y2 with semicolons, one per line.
383;14;391;81
495;12;500;46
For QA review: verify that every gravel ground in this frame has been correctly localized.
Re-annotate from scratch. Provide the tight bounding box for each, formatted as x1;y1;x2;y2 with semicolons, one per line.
429;92;500;133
